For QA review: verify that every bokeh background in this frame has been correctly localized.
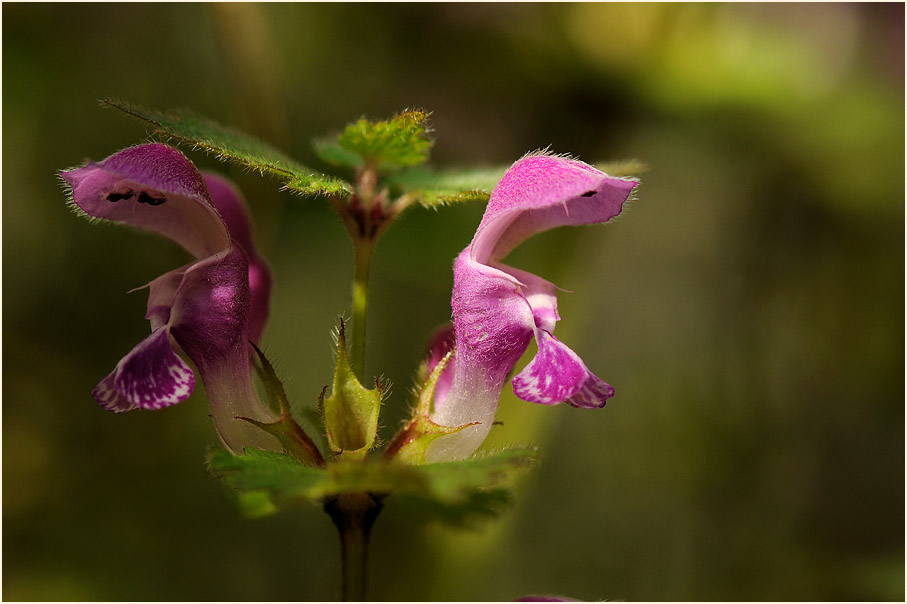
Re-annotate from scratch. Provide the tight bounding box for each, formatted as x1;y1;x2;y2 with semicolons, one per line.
3;3;904;601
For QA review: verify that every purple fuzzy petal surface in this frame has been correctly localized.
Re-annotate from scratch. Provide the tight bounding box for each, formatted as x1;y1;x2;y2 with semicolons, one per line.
102;328;195;410
471;154;637;263
169;248;251;367
203;172;271;344
424;324;457;412
513;330;612;407
61;143;230;259
92;371;138;413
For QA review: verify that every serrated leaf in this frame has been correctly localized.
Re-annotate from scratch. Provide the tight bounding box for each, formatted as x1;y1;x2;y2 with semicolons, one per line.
209;447;539;526
102;99;351;198
333;110;432;170
388;165;507;208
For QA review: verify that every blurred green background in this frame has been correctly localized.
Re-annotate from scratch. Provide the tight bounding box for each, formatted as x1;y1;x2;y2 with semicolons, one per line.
3;3;903;601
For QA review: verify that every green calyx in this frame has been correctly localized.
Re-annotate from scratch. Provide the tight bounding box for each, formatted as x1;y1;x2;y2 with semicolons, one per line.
383;351;476;464
242;344;325;468
321;320;382;461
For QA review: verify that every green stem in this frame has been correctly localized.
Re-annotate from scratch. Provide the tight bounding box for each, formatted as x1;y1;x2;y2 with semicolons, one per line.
325;493;383;601
351;237;374;381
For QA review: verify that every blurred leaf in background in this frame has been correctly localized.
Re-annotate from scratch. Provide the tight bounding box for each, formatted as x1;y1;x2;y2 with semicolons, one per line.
2;3;903;602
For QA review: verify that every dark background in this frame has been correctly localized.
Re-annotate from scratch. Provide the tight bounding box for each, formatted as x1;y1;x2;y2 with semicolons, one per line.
3;3;904;601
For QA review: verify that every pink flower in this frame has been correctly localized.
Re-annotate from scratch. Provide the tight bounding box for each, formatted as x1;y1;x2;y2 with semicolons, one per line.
61;143;276;452
426;154;637;461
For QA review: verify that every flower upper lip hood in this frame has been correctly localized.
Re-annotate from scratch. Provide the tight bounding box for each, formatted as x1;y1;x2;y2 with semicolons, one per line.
425;153;638;462
62;143;231;258
60;142;276;453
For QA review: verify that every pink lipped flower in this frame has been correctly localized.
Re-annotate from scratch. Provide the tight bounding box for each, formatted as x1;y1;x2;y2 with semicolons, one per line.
61;143;276;453
425;153;637;462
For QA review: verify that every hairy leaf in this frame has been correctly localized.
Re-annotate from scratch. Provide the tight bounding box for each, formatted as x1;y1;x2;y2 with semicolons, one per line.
102;99;351;198
388;165;507;208
324;110;432;170
209;447;539;525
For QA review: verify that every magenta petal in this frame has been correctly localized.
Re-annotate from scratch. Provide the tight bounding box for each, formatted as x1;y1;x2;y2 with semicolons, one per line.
169;248;250;366
60;143;230;259
202;173;256;252
104;328;195;410
451;251;535;379
143;266;187;331
245;260;272;345
424;324;457;412
513;330;613;407
471;154;637;263
565;370;614;409
92;371;138;413
498;264;560;332
203;172;271;344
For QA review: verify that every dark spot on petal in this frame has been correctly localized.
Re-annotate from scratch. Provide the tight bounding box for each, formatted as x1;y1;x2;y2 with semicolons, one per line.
106;190;135;202
138;191;167;206
580;190;596;197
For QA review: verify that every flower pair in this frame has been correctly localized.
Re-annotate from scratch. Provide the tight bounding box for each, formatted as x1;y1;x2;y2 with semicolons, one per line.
63;144;635;462
61;143;276;453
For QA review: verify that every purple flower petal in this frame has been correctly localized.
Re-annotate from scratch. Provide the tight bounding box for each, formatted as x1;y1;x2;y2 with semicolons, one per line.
65;145;281;453
203;173;272;344
564;370;614;409
425;154;635;462
143;266;187;331
450;251;535;381
427;253;537;462
471;153;637;263
166;247;278;453
169;248;251;366
498;264;560;332
92;372;137;413
202;173;255;252
61;143;230;259
93;328;195;411
512;330;613;407
424;324;457;412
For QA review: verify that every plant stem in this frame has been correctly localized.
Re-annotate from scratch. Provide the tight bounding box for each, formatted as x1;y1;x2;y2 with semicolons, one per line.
351;236;374;381
325;492;384;601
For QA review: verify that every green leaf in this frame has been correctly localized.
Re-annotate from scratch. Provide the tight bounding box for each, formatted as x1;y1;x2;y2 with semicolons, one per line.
208;447;539;526
102;99;351;199
388;165;506;208
233;490;278;519
324;110;432;171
